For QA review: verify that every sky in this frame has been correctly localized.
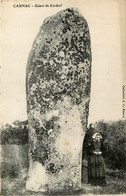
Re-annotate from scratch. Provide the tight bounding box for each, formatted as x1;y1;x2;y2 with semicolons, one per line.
0;0;125;125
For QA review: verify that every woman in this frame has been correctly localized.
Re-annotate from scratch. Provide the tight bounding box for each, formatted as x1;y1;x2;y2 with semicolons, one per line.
87;132;106;186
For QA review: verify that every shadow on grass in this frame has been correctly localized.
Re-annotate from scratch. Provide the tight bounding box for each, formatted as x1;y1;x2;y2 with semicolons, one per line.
1;174;126;195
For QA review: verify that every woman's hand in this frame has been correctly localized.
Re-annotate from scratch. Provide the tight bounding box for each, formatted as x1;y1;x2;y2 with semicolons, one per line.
93;151;98;155
82;159;88;167
93;151;102;155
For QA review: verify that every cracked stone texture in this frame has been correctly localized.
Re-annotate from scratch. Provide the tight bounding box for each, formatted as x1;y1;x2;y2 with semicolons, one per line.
26;8;92;193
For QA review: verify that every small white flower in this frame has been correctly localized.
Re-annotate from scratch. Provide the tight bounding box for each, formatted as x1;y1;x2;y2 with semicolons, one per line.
48;129;53;134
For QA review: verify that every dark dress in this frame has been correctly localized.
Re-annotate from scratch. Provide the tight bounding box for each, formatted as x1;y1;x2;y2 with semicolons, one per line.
87;140;106;186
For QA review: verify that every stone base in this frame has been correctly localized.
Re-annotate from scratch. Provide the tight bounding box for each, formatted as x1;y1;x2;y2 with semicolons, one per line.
26;100;84;192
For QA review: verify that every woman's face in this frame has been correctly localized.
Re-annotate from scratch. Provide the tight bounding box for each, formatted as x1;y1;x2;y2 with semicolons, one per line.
95;135;100;141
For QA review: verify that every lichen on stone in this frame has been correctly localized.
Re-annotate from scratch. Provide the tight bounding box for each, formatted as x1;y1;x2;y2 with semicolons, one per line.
26;8;92;192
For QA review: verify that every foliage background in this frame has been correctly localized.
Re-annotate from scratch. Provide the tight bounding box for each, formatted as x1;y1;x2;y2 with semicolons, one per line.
83;120;126;171
1;119;126;171
1;119;126;194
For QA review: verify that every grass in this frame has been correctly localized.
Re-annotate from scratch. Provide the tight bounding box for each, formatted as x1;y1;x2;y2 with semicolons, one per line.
1;170;126;195
1;145;126;195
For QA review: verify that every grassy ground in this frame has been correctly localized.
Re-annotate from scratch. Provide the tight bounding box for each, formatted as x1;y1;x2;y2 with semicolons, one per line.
1;145;126;195
1;174;126;195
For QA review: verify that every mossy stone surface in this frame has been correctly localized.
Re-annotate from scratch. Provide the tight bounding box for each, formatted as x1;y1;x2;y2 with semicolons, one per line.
26;8;92;192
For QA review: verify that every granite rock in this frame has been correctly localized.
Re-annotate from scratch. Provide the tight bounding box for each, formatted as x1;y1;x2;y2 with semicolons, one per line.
26;8;92;192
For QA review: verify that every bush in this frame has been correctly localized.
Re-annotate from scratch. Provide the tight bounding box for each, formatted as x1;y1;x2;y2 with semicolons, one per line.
83;120;126;171
1;120;28;145
1;119;126;171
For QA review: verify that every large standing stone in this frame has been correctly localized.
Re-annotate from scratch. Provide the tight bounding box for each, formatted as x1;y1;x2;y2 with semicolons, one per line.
26;8;92;193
